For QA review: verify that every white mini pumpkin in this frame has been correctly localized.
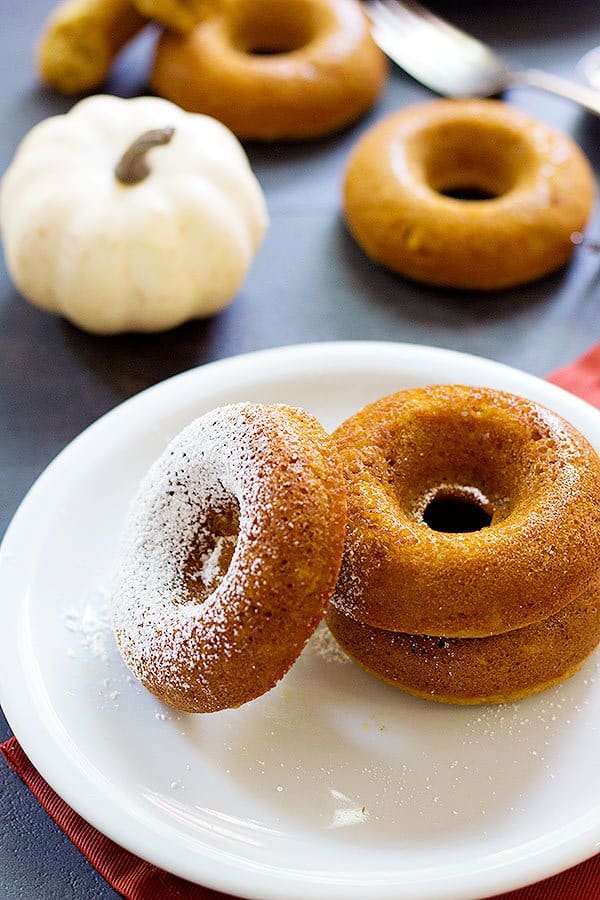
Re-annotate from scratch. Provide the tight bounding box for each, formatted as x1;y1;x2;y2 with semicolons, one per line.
0;95;268;333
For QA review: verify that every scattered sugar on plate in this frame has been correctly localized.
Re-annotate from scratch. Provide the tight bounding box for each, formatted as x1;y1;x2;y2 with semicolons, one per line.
63;596;112;661
308;620;350;664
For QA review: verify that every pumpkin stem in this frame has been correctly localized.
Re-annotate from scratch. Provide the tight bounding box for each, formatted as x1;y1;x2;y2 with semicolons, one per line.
115;127;175;186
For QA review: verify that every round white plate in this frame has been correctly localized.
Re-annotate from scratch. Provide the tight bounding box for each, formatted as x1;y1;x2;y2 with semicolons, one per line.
1;341;600;900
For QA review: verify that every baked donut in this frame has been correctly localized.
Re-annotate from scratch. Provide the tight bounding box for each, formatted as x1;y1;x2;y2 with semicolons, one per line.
133;0;210;33
331;385;600;637
326;579;600;705
37;0;147;94
112;402;347;713
343;99;595;290
150;0;387;140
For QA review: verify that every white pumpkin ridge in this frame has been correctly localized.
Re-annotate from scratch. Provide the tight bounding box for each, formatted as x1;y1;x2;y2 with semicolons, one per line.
0;94;269;334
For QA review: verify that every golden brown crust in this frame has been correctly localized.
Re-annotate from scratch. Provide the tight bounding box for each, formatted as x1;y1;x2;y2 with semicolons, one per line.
343;99;595;290
113;403;347;713
132;0;214;32
331;385;600;637
327;578;600;705
37;0;147;94
150;0;387;140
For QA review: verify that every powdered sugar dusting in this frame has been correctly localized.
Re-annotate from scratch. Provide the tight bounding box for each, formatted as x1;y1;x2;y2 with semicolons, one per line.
189;535;238;592
111;402;320;712
64;597;111;661
308;620;350;665
113;405;272;691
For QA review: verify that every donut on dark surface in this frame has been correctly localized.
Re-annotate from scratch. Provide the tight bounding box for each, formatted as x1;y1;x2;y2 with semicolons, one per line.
112;402;347;713
150;0;387;140
343;99;595;289
331;385;600;637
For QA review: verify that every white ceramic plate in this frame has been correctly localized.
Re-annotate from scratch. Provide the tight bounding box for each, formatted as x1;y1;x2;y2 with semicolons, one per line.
1;342;600;900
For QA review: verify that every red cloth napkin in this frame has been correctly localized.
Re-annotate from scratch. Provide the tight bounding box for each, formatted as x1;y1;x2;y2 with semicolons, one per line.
2;348;600;900
547;343;600;405
0;735;227;899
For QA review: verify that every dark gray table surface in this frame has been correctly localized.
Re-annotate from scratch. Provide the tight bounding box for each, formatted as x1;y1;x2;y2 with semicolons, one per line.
2;1;600;897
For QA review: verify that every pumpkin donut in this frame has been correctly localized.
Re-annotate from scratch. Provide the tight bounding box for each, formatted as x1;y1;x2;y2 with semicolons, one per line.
343;99;595;289
326;579;600;706
112;402;347;713
330;385;600;637
150;0;387;140
133;0;210;32
37;0;147;94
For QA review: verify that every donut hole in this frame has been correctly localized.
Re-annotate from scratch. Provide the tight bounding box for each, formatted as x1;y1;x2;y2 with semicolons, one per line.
422;486;493;534
418;119;536;201
439;186;498;202
385;405;540;524
183;496;240;601
229;1;320;56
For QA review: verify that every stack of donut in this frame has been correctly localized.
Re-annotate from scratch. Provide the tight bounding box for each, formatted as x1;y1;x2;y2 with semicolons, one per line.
327;385;600;704
113;385;600;712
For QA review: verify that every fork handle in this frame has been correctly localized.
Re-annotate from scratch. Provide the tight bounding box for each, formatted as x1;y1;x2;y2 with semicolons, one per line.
508;68;600;118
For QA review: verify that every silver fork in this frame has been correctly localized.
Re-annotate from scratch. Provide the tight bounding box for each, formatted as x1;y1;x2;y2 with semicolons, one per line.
364;0;600;117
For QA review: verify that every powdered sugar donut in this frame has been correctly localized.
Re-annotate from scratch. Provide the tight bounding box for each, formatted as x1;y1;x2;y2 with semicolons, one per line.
112;402;347;713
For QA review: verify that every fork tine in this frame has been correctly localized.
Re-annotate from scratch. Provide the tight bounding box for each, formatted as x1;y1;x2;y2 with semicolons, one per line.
371;1;460;68
368;2;469;88
368;2;419;45
365;0;508;97
365;0;600;115
372;0;496;62
377;0;492;49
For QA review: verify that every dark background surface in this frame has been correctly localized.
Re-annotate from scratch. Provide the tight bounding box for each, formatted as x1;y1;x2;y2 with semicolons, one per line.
2;1;600;897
